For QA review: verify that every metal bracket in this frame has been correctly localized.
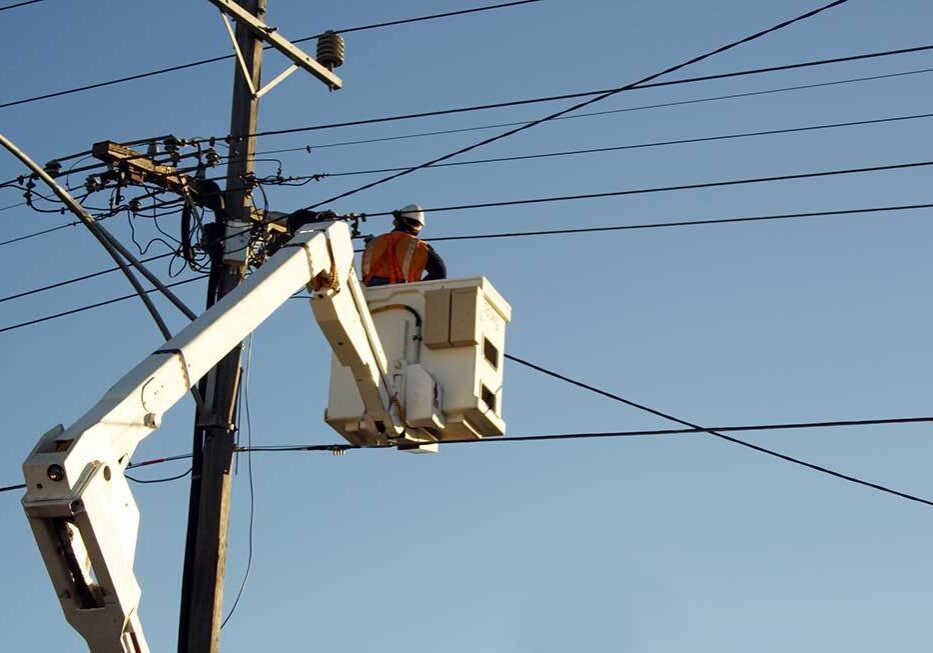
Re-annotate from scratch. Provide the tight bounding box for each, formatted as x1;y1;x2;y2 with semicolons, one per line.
220;11;257;97
219;12;300;98
209;0;343;91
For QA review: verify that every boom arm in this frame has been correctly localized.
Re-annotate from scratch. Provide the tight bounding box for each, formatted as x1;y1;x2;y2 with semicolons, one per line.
21;221;404;653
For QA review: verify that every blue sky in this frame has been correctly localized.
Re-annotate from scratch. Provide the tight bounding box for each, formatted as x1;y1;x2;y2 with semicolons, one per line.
2;1;933;651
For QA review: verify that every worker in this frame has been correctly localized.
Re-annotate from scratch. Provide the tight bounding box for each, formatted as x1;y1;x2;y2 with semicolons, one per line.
361;204;447;286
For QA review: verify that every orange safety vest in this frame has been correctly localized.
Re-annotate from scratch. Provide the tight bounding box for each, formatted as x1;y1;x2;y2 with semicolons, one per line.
361;231;430;285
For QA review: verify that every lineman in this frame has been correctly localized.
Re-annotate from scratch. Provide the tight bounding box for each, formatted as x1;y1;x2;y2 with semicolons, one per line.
361;204;447;286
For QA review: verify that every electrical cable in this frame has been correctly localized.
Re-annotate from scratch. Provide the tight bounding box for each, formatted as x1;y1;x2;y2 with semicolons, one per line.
261;66;933;152
6;414;933;494
176;157;933;259
361;159;933;218
6;153;933;282
0;453;197;493
221;335;256;629
126;467;193;484
5;41;933;193
424;202;933;242
0;252;173;304
324;110;933;177
504;354;933;508
245;41;933;142
6;200;933;312
0;133;179;339
0;0;44;12
0;1;542;111
302;0;856;210
0;416;933;493
0;276;204;334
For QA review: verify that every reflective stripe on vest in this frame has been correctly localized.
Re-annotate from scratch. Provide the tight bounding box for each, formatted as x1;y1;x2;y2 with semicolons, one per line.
362;232;429;284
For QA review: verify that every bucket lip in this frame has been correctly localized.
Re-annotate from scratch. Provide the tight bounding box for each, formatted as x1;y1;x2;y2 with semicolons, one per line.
364;276;512;322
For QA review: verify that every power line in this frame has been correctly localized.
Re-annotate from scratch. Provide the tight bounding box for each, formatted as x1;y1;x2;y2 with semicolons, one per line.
425;203;933;242
4;46;930;225
313;0;541;36
268;66;933;152
303;0;856;209
0;133;185;341
6;414;933;494
362;159;933;217
8;155;933;283
6;57;931;195
246;42;933;142
0;0;45;12
0;275;204;335
126;467;193;484
221;335;256;629
0;221;74;247
0;1;542;111
4;40;931;199
324;110;933;177
0;252;173;304
5;453;195;493
504;354;933;508
6;198;932;313
11;101;930;254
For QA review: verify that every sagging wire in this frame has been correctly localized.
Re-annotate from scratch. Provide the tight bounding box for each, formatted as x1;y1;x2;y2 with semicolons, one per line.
221;334;256;629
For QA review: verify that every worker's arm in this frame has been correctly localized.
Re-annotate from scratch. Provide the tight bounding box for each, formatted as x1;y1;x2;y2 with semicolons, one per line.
423;243;447;280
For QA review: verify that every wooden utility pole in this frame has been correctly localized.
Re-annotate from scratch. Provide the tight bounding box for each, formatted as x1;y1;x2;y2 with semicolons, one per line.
174;3;341;650
178;1;265;651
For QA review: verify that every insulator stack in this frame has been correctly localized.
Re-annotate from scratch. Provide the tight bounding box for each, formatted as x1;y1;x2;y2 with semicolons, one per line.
316;31;345;70
43;160;62;176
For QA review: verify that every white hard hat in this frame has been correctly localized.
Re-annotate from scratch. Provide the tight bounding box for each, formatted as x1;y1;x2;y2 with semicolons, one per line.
396;203;425;227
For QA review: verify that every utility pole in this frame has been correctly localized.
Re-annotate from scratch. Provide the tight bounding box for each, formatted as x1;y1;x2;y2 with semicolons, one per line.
177;3;342;651
178;1;264;651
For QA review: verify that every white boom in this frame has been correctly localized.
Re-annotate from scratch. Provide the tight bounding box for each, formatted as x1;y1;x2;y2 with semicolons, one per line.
20;221;427;652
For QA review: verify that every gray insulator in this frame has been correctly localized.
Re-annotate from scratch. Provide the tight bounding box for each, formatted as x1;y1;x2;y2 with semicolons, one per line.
43;160;62;176
316;31;345;70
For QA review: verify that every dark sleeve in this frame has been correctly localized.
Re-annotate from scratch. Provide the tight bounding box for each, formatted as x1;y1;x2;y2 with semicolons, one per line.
423;243;447;280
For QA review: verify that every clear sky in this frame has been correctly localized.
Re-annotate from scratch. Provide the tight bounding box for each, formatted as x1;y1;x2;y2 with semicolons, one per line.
2;0;933;651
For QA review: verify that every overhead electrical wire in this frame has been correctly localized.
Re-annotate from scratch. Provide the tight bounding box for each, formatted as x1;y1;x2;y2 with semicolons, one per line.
361;159;933;217
0;276;204;334
425;203;933;242
83;155;933;265
0;1;542;111
2;62;930;251
242;42;933;142
126;467;193;485
221;335;257;629
5;196;933;314
0;221;73;247
302;0;857;210
250;66;933;153
323;110;933;177
504;354;933;508
4;38;931;197
0;133;184;341
0;141;913;254
4;44;931;217
5;413;933;495
0;0;45;12
5;58;931;196
5;74;933;250
0;252;173;304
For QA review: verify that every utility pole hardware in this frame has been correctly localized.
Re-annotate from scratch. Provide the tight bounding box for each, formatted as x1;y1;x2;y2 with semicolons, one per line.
178;3;342;652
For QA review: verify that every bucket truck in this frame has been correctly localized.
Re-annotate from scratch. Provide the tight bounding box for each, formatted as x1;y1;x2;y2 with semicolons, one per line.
20;220;511;653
